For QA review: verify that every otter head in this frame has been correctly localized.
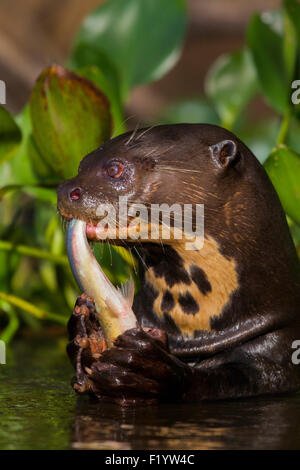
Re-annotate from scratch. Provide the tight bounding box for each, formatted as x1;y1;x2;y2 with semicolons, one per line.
57;124;244;246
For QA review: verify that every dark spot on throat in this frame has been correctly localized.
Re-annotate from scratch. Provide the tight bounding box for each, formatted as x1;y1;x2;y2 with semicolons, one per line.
147;246;191;287
144;281;159;302
190;265;212;295
161;290;175;312
162;312;182;335
178;292;199;315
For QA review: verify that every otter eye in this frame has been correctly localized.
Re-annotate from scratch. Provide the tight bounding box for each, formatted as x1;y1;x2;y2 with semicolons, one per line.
107;162;124;178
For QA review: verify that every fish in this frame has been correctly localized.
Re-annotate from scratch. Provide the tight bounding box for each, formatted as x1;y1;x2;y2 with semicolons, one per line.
66;218;137;347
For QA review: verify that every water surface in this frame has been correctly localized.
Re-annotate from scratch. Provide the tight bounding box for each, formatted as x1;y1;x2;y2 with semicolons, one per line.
1;336;300;450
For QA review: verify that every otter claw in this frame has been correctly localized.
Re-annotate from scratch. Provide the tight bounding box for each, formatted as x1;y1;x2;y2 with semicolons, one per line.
67;293;107;395
75;335;90;349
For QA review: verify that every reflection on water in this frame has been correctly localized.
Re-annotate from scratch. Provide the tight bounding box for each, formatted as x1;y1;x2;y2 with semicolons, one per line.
0;336;300;450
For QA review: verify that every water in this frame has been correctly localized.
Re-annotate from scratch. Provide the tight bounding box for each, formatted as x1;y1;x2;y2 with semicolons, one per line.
1;335;300;450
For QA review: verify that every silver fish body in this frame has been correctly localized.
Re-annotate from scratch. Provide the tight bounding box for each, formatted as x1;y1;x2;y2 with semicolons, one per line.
66;218;137;346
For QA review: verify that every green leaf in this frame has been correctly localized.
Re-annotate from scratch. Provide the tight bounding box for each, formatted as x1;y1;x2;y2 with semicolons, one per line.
16;107;60;184
30;65;112;179
205;48;258;129
70;0;187;99
0;106;22;164
260;10;283;35
264;145;300;224
282;1;298;84
0;106;40;187
160;99;219;126
235;117;278;164
70;46;121;100
0;184;26;199
0;106;58;188
283;0;300;118
27;134;58;182
13;107;39;184
288;219;300;251
287;117;300;154
247;14;288;113
77;65;125;134
284;0;300;44
0;184;57;205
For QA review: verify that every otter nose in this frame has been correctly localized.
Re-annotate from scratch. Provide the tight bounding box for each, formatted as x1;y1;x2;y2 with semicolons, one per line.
69;187;82;201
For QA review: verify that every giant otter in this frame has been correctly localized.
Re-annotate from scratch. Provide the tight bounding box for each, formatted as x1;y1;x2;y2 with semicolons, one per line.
57;124;300;404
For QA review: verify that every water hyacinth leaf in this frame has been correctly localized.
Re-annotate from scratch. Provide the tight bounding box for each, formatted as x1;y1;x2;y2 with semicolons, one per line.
1;106;39;187
0;106;57;190
0;106;22;164
70;46;121;104
24;187;57;205
0;185;25;200
284;0;300;117
282;1;298;84
160;99;219;126
27;134;58;183
71;0;187;99
264;145;300;224
14;107;39;184
284;0;300;44
30;65;112;179
205;48;258;129
15;107;59;186
78;65;125;134
0;184;57;205
289;220;300;255
260;9;283;35
236;117;278;164
247;14;288;113
287;118;300;154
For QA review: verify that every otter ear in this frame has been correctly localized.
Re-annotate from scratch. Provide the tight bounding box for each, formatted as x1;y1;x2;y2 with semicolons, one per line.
210;139;238;169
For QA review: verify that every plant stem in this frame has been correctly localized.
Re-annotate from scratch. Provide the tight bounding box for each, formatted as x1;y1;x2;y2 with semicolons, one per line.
276;108;292;146
0;307;19;343
0;291;67;325
0;240;68;266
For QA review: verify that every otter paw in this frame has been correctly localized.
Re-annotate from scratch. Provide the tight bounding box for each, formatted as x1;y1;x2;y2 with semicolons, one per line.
67;293;106;394
85;327;190;405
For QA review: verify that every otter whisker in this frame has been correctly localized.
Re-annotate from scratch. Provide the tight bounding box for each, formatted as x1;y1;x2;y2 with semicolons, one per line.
99;240;104;258
111;114;137;139
159;236;165;254
125;122;140;146
133;246;148;271
135;125;156;142
107;240;113;266
143;147;159;159
128;247;138;275
157;166;204;174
